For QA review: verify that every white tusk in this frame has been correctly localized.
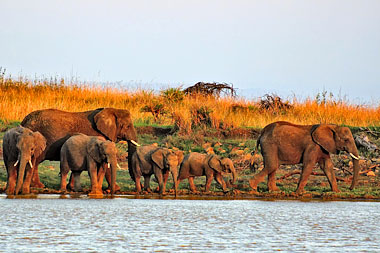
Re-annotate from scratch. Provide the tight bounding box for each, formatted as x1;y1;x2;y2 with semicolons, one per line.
349;153;359;160
28;160;33;168
130;140;140;147
107;163;110;169
14;160;19;166
117;163;121;169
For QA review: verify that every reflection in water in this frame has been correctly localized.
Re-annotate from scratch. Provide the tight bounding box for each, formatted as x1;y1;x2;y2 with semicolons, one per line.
0;196;379;252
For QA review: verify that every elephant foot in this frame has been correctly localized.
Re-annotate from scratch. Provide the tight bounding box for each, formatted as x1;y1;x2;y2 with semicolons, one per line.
105;184;121;193
5;189;15;196
88;191;103;197
248;179;258;191
31;181;45;189
22;188;31;195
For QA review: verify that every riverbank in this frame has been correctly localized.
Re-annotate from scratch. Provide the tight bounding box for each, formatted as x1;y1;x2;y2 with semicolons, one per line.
1;123;380;200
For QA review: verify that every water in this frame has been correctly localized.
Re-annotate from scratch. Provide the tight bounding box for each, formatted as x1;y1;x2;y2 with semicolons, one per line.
0;195;379;252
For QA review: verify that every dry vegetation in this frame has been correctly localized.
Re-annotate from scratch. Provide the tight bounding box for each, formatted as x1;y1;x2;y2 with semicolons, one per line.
1;73;379;130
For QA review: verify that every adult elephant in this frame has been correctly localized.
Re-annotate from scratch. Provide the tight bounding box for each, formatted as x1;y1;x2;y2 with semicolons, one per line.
249;121;360;194
21;108;139;190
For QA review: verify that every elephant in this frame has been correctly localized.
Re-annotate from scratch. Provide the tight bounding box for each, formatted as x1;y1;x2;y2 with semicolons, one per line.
177;152;237;193
131;145;183;196
249;121;360;194
59;134;120;195
21;108;139;190
3;126;46;195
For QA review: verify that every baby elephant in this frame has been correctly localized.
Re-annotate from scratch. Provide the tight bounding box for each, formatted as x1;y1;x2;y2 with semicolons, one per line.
178;153;237;193
3;126;46;195
60;134;120;195
131;145;183;196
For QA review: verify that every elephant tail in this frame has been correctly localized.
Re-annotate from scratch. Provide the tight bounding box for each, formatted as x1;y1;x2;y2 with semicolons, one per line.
252;135;261;155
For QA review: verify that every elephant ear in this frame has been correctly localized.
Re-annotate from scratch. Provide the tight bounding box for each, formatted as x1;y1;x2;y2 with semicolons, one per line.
174;150;184;165
208;155;222;173
94;108;117;142
33;131;46;158
87;139;102;163
311;124;337;154
151;148;166;170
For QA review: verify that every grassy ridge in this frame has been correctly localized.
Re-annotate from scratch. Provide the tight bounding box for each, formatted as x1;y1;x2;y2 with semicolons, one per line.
1;74;380;199
1;75;379;129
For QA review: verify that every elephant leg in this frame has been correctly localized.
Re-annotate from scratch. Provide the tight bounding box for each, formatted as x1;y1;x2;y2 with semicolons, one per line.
6;166;17;195
135;175;142;193
268;171;280;192
22;167;33;194
30;164;44;188
153;167;165;195
60;171;69;192
320;158;339;192
188;177;198;193
60;159;70;192
162;170;170;192
143;175;152;192
295;164;314;195
105;165;120;192
73;172;83;192
88;168;101;195
205;174;214;192
97;164;106;192
67;172;75;191
214;173;228;193
250;156;278;192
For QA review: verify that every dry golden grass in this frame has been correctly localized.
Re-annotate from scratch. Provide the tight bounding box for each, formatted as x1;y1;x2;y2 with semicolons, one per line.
1;76;379;128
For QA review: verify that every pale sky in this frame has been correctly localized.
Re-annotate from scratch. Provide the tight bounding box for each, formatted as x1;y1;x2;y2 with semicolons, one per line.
1;0;380;103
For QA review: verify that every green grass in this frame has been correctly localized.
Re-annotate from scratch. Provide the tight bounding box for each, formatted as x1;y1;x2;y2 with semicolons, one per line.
1;120;380;199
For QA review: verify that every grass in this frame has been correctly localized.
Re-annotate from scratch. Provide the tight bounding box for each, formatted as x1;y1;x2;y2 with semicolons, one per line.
1;74;379;129
0;74;380;199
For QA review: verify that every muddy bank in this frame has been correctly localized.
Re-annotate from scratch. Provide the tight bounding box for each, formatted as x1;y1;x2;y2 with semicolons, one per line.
1;187;380;201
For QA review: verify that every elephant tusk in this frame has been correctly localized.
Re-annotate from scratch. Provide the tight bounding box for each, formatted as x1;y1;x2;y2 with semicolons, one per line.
349;153;359;160
28;160;33;168
107;163;110;169
14;160;19;166
117;163;121;169
130;140;140;147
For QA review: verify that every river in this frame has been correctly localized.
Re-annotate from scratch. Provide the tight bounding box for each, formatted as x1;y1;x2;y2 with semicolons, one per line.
0;195;379;252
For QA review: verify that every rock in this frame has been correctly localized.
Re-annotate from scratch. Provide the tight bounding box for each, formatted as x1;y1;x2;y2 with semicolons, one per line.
205;147;215;154
214;142;222;147
367;171;376;177
202;142;212;150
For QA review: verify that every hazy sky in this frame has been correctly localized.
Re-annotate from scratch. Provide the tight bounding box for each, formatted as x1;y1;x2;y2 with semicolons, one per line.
1;0;379;103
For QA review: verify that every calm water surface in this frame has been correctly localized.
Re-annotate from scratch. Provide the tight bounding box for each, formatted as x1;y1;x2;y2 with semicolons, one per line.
0;195;379;252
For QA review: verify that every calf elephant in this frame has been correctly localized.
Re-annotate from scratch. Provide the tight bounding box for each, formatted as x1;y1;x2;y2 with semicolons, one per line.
249;121;360;194
3;126;46;195
21;108;139;190
177;153;237;193
131;145;183;196
60;134;120;195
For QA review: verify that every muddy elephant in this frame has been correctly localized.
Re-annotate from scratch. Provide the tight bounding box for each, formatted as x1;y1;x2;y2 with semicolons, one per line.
3;126;46;195
131;145;183;196
177;153;237;193
21;108;139;190
60;134;120;195
249;121;360;194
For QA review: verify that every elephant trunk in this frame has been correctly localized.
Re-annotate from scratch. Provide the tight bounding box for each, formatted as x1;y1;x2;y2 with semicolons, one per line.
110;162;117;194
230;166;237;185
15;154;30;195
349;150;360;190
128;142;137;182
171;169;178;197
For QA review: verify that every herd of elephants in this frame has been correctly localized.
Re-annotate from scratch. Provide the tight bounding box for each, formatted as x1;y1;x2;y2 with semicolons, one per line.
2;107;360;196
